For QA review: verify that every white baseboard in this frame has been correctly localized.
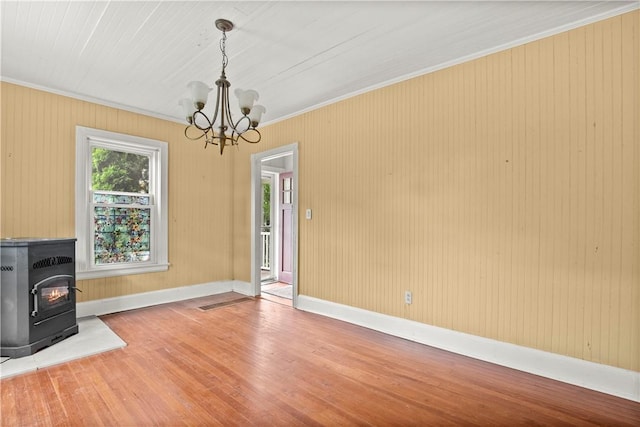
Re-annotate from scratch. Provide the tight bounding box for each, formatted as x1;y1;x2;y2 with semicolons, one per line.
76;281;246;317
297;295;640;402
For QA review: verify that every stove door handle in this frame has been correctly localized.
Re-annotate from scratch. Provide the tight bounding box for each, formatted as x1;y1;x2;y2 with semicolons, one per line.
72;287;83;293
31;290;38;317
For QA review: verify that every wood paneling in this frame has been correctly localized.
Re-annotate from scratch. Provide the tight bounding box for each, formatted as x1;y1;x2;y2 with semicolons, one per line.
2;295;639;426
0;83;235;302
232;11;639;371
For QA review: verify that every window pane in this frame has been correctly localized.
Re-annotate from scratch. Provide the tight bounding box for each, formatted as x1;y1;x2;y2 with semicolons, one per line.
94;206;151;264
262;182;271;227
92;147;149;193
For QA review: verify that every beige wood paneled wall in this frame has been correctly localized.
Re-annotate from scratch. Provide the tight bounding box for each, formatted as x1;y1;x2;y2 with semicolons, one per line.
232;11;639;371
1;83;234;301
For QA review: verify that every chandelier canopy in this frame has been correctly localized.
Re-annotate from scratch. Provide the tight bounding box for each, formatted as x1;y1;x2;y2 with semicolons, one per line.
180;19;265;155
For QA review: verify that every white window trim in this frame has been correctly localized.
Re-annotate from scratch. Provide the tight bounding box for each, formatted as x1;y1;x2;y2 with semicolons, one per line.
75;126;169;280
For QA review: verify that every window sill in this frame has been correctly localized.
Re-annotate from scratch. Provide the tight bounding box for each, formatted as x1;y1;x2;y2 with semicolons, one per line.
76;263;169;280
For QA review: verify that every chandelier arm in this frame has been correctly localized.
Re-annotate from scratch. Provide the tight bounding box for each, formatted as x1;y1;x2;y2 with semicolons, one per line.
218;84;230;154
222;84;238;136
192;110;215;133
229;115;249;135
236;128;262;144
184;124;208;141
206;83;223;134
205;132;220;149
222;82;230;134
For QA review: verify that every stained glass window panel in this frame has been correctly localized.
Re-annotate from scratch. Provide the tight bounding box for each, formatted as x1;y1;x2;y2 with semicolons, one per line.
93;206;151;264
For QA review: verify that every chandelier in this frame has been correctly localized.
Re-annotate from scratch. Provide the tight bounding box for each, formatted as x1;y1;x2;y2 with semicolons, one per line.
179;19;266;155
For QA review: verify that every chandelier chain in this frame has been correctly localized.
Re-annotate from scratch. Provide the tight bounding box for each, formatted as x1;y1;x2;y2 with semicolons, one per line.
219;30;228;72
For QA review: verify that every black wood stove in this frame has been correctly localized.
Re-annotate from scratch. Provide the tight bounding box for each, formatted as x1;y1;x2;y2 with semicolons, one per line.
1;238;78;358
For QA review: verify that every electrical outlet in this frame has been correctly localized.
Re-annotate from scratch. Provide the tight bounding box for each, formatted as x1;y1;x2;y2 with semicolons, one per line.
404;290;412;304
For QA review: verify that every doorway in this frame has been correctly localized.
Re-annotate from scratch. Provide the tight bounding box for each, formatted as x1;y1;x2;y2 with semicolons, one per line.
251;144;298;307
260;174;275;283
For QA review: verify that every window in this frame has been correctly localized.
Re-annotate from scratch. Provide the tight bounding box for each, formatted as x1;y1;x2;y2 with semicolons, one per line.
75;126;168;279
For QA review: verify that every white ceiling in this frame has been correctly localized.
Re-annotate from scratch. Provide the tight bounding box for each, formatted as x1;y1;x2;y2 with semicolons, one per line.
1;1;637;126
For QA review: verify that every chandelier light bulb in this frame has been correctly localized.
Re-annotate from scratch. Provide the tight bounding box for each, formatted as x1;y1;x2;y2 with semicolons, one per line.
235;89;259;114
248;105;266;127
187;81;211;110
178;98;194;124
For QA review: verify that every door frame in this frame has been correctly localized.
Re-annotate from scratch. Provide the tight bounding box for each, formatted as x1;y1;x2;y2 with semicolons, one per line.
250;143;298;307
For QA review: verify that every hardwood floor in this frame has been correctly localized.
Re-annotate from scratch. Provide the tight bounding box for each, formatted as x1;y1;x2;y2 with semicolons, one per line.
1;293;638;426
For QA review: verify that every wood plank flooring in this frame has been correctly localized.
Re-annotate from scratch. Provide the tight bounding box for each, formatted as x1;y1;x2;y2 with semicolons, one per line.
1;292;639;426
